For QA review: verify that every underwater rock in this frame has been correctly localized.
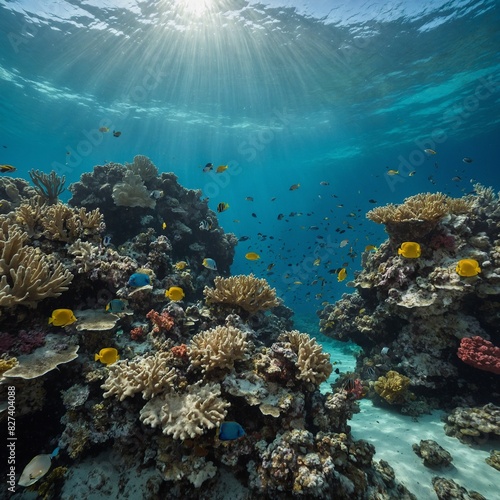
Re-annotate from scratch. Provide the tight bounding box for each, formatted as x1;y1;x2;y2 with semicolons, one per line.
432;476;486;500
412;439;453;468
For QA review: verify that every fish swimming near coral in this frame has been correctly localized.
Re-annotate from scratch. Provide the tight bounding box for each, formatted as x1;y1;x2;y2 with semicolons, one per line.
18;448;59;487
149;190;164;200
456;258;481;277
0;164;16;173
217;202;229;213
219;421;246;441
365;245;377;252
105;299;128;313
174;261;188;270
337;268;347;282
199;220;212;230
398;242;421;258
128;272;151;287
202;258;217;270
245;252;260;261
165;286;185;301
95;347;119;365
48;309;77;327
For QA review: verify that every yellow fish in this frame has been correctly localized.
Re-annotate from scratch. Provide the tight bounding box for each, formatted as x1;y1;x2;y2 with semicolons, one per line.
95;347;119;365
48;309;77;327
216;165;228;173
456;259;481;277
98;126;110;133
337;268;347;282
162;221;167;230
245;252;260;261
365;245;377;252
313;258;321;266
387;169;399;176
398;242;421;258
174;261;188;270
165;286;185;301
294;281;303;285
217;202;229;213
0;164;16;173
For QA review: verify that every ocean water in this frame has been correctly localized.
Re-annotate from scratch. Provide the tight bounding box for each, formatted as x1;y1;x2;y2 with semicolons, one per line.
1;0;498;315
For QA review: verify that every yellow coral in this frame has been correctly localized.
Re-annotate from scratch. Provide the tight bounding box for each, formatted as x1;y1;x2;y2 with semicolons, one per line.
189;325;250;373
374;370;411;404
0;356;18;375
203;274;280;314
281;331;333;385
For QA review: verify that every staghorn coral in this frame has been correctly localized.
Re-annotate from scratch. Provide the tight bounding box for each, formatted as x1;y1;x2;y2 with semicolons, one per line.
0;223;73;309
14;196;46;237
139;381;229;440
189;325;250;373
279;330;333;386
101;351;177;401
126;154;159;181
112;170;155;208
203;274;279;314
29;169;66;204
374;370;412;404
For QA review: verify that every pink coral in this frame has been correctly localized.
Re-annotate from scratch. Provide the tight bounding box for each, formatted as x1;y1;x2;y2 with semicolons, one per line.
457;336;500;375
130;326;146;341
171;343;188;358
18;329;46;354
146;309;174;333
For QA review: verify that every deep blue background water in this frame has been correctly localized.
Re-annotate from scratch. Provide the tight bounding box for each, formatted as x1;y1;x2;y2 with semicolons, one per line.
0;0;499;314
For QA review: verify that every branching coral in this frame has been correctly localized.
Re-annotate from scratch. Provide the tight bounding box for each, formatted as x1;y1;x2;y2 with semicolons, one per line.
0;223;73;309
126;155;158;181
112;170;156;208
189;325;250;373
101;351;177;401
139;382;229;439
374;370;411;404
29;169;66;204
279;331;333;385
203;274;279;314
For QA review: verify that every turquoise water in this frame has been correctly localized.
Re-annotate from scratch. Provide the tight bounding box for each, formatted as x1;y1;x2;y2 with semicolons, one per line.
0;0;499;314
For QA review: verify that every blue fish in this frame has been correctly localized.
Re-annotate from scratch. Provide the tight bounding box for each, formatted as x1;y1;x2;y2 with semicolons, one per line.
202;258;217;271
105;299;127;313
219;421;246;441
128;272;151;287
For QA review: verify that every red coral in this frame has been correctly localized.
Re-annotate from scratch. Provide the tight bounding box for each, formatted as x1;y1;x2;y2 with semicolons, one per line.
146;309;174;333
458;336;500;375
347;378;365;400
130;326;146;341
171;344;188;358
17;329;46;354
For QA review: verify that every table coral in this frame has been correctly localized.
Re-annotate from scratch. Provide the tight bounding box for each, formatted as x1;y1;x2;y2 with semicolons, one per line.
189;325;250;373
203;274;279;314
374;370;411;404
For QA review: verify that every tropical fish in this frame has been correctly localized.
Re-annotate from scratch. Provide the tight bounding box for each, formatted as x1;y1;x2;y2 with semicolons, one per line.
245;252;260;261
398;241;421;258
0;164;16;173
150;190;164;199
245;196;254;201
203;163;213;172
202;258;217;270
112;130;121;137
165;286;185;301
339;239;349;248
128;272;151;287
18;448;59;487
313;258;321;266
216;165;228;173
199;220;211;230
368;199;377;203
409;170;416;176
95;347;119;365
386;169;399;175
319;181;329;186
380;347;390;355
289;183;300;191
48;309;77;327
238;236;250;242
174;261;188;270
462;157;473;164
105;299;127;313
337;268;347;282
162;221;167;230
424;148;436;154
98;126;109;133
452;176;462;182
219;421;246;441
217;202;229;213
267;263;275;271
294;281;303;285
456;258;481;277
365;245;377;252
277;214;284;220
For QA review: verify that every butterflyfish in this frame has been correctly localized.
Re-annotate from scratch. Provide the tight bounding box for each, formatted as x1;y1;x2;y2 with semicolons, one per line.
165;286;185;301
219;421;246;441
105;299;127;313
337;268;347;282
1;164;16;173
174;261;188;270
95;347;119;365
150;190;164;199
199;220;211;230
18;448;59;487
456;259;481;277
245;252;260;261
216;165;228;173
48;309;77;327
128;272;151;287
203;163;213;172
202;258;217;270
217;202;229;213
398;242;421;258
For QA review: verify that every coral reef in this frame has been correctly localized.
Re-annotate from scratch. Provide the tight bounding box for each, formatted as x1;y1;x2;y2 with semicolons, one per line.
431;477;486;500
485;450;500;471
204;274;280;314
374;370;412;405
457;336;500;374
412;440;453;468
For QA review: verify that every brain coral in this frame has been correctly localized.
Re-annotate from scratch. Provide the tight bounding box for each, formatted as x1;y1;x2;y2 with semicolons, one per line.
101;351;177;401
139;382;229;440
189;325;250;373
280;331;333;385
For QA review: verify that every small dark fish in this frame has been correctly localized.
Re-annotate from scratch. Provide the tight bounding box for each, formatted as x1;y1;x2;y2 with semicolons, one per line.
309;226;319;230
462;157;473;164
112;130;121;137
251;213;257;218
203;163;213;172
452;176;462;182
245;196;254;201
320;181;329;186
368;199;377;203
277;214;284;220
238;236;250;241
